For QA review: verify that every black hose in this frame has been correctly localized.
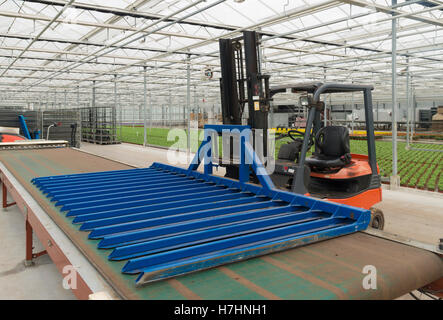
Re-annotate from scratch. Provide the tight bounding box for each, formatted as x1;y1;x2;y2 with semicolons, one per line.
70;123;78;147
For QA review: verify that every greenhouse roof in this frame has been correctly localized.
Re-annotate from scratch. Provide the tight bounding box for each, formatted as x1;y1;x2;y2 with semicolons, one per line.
0;0;442;105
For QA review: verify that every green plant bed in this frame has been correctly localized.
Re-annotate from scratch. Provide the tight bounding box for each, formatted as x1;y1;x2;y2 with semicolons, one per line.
118;126;443;191
350;136;384;140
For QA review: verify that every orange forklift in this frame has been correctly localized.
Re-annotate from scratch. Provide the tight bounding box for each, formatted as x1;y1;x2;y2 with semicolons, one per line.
269;83;384;229
219;31;384;229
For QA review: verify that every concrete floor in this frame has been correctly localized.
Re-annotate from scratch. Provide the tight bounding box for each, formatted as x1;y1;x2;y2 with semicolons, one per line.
0;141;441;300
0;203;75;299
376;188;443;246
80;142;191;169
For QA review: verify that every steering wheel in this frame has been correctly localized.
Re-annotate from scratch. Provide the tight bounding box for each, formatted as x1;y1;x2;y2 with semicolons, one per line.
287;129;305;142
275;127;314;150
289;128;315;150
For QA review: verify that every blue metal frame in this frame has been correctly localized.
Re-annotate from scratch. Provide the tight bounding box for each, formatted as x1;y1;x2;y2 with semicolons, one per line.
18;115;41;140
18;115;32;140
188;125;275;192
31;124;371;285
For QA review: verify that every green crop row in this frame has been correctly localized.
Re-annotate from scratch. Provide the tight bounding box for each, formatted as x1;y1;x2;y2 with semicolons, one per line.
118;127;443;192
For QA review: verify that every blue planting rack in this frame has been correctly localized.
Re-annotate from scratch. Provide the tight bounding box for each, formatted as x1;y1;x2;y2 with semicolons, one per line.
31;125;371;285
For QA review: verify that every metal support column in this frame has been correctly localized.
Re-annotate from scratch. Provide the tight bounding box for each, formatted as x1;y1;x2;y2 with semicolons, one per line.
168;91;172;128
213;104;216;124
114;75;120;142
186;54;191;157
412;81;416;139
406;56;411;148
194;85;197;116
2;183;16;208
25;220;33;266
149;90;152;133
132;93;136;127
25;219;47;267
376;101;379;122
92;81;96;108
324;67;327;127
77;86;80;108
143;66;148;147
351;89;355;134
390;0;400;189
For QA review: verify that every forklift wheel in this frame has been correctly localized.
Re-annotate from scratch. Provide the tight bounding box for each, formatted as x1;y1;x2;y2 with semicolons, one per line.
370;208;385;230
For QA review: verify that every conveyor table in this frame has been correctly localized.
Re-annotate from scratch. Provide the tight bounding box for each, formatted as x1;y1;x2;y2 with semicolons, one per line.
1;147;442;300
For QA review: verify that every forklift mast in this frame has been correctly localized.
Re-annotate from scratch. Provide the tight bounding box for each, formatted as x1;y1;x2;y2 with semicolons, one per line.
219;31;271;136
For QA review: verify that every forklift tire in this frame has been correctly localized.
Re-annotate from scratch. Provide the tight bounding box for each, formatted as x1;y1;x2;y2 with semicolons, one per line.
370;207;385;230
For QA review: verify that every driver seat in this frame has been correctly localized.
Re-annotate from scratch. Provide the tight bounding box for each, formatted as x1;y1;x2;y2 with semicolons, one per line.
305;126;352;169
